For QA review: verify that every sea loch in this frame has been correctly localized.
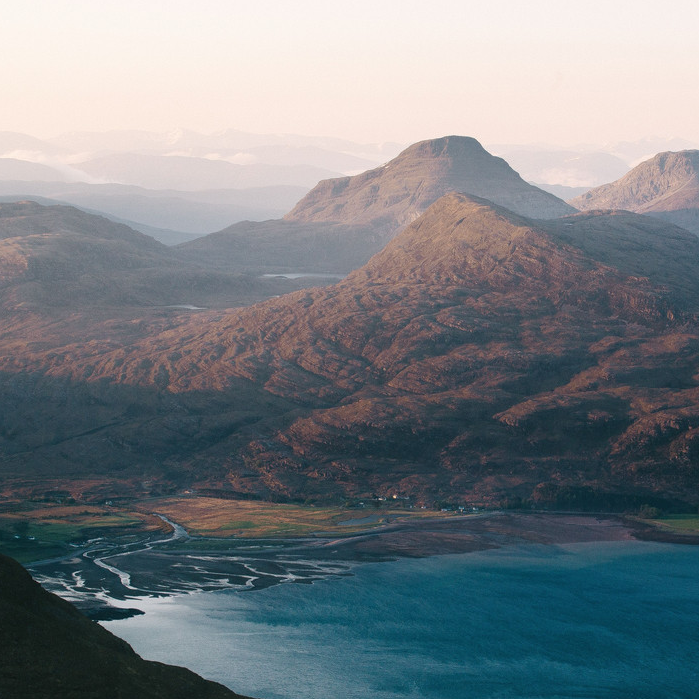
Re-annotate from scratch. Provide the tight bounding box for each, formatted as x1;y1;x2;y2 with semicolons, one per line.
103;541;699;699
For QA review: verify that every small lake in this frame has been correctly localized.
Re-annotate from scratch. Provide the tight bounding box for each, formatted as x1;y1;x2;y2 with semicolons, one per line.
262;272;345;279
103;541;699;699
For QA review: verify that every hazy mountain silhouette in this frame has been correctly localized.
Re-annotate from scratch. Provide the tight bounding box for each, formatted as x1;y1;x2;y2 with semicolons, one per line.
75;152;340;190
570;150;699;235
0;181;308;241
181;136;575;274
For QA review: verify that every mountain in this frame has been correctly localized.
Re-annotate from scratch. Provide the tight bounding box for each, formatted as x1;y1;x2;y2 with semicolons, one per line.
0;181;309;240
570;150;699;235
0;200;315;312
0;158;72;182
5;194;699;508
181;136;575;274
0;553;252;698
0;131;67;158
285;136;575;226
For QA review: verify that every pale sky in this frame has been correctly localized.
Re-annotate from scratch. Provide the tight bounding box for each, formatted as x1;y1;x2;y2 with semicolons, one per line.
2;0;698;146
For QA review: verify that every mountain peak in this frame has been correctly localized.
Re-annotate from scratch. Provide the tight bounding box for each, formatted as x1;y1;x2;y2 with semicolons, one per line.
396;135;490;159
570;150;699;234
284;135;575;229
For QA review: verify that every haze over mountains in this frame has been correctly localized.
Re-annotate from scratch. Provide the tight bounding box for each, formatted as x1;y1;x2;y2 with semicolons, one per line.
182;136;575;274
3;128;698;249
0;128;402;244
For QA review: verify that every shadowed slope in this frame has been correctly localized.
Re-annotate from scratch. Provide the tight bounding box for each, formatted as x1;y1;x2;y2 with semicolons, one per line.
0;553;253;698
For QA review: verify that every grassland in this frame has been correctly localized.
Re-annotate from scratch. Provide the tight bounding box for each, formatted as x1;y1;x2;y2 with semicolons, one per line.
0;504;164;563
3;495;697;565
645;514;699;535
131;496;424;538
0;495;438;562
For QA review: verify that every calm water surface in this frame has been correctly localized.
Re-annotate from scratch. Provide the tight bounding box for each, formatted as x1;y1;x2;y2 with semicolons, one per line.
104;541;699;699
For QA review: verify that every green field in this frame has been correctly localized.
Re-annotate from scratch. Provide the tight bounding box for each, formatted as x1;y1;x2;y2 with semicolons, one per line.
0;504;161;563
649;514;699;534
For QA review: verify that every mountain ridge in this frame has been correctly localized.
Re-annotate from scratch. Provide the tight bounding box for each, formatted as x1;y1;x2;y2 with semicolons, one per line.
285;136;575;226
181;136;575;274
4;194;699;507
570;150;699;235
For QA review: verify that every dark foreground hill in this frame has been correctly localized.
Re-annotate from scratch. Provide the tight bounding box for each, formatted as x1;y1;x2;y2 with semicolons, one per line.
3;194;699;508
0;553;253;699
570;150;699;235
179;136;575;274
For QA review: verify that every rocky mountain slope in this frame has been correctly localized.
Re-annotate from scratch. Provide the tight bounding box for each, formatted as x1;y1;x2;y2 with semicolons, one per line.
4;194;699;508
570;150;699;235
285;136;575;226
0;553;252;698
180;136;575;274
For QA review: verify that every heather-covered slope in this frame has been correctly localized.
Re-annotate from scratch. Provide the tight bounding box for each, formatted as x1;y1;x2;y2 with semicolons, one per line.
0;553;253;698
6;194;699;507
570;150;699;235
179;136;575;274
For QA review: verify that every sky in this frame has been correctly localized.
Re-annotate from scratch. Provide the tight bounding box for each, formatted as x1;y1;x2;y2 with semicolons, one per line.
3;0;699;147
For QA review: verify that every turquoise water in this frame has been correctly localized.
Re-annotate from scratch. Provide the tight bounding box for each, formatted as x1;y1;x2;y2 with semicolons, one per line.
104;541;699;699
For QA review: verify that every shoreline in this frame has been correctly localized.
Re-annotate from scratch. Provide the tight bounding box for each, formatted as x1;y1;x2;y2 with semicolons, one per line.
28;511;699;621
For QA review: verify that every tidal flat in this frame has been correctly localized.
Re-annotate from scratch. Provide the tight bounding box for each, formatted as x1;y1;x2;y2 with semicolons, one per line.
22;508;682;618
9;503;699;697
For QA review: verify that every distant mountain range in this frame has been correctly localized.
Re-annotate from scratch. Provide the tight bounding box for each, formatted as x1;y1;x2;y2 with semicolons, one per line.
0;181;308;243
570;150;699;236
2;129;698;249
0;128;404;244
489;137;699;187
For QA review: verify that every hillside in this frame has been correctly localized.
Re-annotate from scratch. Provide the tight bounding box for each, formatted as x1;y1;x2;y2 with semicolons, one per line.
0;553;252;698
570;150;699;235
0;200;315;312
4;194;699;508
180;136;575;274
